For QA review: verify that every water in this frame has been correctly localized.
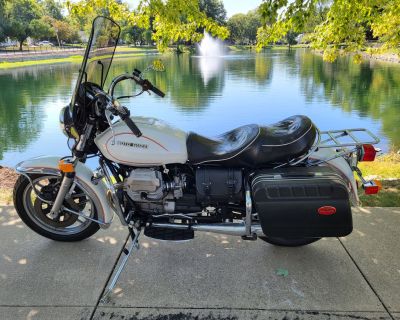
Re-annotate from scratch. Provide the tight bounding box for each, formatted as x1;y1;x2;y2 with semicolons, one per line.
1;49;399;167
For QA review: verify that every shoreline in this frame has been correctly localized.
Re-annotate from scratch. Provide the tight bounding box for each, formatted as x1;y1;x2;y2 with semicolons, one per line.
0;47;159;70
1;46;399;70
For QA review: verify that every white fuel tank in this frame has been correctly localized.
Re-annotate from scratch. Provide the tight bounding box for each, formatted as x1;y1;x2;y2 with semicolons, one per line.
95;117;188;166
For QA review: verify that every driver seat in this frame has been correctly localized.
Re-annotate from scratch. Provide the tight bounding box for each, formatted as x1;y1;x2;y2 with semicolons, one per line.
186;115;316;167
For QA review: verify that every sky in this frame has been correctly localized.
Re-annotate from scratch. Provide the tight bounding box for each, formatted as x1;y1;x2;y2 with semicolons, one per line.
125;0;261;18
223;0;261;17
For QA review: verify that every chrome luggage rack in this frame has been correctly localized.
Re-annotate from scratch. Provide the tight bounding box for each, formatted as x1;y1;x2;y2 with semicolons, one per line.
317;128;380;148
274;128;380;169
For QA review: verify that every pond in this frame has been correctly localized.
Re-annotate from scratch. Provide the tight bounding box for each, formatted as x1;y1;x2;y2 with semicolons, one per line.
0;49;399;167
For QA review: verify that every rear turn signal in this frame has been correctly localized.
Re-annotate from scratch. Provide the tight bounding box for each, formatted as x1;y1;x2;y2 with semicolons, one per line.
363;180;381;195
359;144;377;162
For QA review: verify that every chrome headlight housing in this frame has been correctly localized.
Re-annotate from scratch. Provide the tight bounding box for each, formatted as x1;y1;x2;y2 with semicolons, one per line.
59;106;79;139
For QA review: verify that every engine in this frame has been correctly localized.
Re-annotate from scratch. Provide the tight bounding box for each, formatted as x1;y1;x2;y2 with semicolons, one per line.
124;168;186;213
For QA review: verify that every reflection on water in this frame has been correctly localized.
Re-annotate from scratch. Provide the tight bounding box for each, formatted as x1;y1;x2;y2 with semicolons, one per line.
0;49;399;166
197;57;224;84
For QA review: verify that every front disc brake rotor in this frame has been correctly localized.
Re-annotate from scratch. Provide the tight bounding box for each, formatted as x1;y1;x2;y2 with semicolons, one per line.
33;186;81;228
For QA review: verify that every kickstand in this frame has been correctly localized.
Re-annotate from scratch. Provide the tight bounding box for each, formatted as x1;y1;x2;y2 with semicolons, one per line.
100;227;141;303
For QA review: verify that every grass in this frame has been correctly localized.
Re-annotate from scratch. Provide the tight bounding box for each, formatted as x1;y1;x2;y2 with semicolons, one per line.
0;55;83;69
358;152;400;179
358;180;400;207
0;52;156;69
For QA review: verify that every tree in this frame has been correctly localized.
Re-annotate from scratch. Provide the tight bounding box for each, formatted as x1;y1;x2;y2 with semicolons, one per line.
256;0;400;62
51;19;80;45
42;0;63;20
227;14;247;44
0;0;7;41
3;0;47;50
227;10;261;45
199;0;227;25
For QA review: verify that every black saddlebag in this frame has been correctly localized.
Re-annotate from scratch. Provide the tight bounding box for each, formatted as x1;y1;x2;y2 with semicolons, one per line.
196;167;243;205
251;166;352;238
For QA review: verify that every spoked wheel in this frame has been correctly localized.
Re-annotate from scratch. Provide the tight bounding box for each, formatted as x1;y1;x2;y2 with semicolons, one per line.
259;236;321;247
13;174;100;241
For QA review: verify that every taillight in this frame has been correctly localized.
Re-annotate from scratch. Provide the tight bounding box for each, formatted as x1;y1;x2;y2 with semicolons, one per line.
359;144;377;162
363;180;381;195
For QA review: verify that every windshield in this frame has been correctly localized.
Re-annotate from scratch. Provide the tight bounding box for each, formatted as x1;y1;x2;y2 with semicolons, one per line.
71;16;120;108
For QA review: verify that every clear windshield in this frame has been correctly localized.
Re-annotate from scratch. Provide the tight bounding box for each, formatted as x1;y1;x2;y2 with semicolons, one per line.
71;16;120;107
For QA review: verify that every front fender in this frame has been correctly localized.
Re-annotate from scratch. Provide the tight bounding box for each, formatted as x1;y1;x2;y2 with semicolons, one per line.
15;156;114;227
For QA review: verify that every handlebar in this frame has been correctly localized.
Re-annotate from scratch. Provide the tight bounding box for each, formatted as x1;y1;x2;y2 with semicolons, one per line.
120;111;142;137
104;69;165;137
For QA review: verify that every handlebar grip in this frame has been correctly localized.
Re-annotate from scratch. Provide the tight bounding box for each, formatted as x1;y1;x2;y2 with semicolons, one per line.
149;85;165;98
121;114;142;137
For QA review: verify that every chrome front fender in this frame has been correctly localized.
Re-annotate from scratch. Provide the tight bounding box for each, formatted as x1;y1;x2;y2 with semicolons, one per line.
15;156;114;228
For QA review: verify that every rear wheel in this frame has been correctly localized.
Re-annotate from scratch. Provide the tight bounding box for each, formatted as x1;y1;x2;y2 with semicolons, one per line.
13;174;100;242
259;236;321;247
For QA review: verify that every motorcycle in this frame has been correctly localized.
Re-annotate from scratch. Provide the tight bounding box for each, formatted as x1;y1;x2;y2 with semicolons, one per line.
13;16;381;301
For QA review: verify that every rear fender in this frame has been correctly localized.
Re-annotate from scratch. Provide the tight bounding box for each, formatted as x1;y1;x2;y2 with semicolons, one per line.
15;156;114;227
310;149;360;206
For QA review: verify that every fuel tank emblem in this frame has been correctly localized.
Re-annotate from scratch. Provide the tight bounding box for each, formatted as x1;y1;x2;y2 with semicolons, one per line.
117;141;148;149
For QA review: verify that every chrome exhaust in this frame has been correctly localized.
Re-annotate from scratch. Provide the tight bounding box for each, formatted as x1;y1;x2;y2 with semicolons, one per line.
151;222;265;237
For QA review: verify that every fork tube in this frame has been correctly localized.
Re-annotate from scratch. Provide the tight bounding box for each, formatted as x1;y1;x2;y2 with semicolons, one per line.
49;172;75;217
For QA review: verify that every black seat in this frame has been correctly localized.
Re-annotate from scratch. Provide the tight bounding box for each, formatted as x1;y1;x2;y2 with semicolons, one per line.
187;115;316;167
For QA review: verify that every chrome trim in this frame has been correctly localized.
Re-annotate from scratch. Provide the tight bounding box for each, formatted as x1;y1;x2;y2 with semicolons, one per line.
245;183;252;237
151;222;265;237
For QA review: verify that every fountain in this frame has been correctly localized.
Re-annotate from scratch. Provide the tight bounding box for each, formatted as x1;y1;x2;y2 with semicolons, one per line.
197;31;226;57
196;32;226;84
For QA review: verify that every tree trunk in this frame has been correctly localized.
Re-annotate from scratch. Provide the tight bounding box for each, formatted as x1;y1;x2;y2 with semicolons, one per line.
19;41;23;51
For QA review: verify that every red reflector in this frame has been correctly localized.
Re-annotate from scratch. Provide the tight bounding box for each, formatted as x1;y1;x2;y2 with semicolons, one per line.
364;185;379;195
318;206;337;215
360;144;376;161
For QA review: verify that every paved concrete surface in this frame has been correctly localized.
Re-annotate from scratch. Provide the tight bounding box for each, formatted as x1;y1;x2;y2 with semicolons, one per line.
1;206;399;320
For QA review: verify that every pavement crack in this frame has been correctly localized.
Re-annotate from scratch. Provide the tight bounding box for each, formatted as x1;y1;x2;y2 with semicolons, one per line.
337;237;395;320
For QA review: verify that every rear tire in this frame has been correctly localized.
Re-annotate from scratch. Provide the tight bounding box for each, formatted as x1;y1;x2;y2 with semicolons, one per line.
259;236;320;247
13;174;100;242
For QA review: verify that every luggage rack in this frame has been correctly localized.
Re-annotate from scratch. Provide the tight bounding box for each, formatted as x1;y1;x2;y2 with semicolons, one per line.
317;128;380;148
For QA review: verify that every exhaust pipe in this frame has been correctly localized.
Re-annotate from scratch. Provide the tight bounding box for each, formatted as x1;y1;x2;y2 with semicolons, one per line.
151;222;265;237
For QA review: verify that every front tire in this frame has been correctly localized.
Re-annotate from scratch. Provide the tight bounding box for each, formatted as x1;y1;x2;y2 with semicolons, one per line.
13;174;100;242
259;236;320;247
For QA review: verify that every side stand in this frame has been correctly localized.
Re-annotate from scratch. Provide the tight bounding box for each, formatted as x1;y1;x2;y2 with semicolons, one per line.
100;227;141;303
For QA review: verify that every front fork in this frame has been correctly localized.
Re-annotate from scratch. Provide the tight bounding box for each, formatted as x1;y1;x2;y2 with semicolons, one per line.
50;123;94;218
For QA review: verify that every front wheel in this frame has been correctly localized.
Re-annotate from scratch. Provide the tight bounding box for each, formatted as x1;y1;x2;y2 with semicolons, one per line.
259;236;321;247
13;174;100;241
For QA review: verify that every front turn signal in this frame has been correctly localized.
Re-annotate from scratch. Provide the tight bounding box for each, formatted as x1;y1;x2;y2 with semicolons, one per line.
58;160;75;173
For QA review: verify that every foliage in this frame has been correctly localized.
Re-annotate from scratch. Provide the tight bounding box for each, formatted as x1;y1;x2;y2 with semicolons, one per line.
0;0;6;41
42;0;63;20
199;0;227;25
257;0;400;61
2;0;46;50
135;0;229;51
51;18;80;44
228;10;262;45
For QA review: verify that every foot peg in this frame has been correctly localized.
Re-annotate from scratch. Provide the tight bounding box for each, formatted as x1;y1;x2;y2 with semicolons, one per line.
144;225;194;241
100;227;141;303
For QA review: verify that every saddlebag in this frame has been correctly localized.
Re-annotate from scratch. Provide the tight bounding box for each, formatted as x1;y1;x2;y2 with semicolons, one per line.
251;166;352;238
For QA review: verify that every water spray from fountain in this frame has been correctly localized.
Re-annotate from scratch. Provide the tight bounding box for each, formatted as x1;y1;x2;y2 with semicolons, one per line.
197;31;226;57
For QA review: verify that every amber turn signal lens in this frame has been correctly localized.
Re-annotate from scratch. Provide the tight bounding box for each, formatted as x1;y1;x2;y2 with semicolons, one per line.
58;160;74;173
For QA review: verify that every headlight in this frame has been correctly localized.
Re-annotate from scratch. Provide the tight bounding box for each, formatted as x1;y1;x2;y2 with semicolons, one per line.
59;106;79;139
